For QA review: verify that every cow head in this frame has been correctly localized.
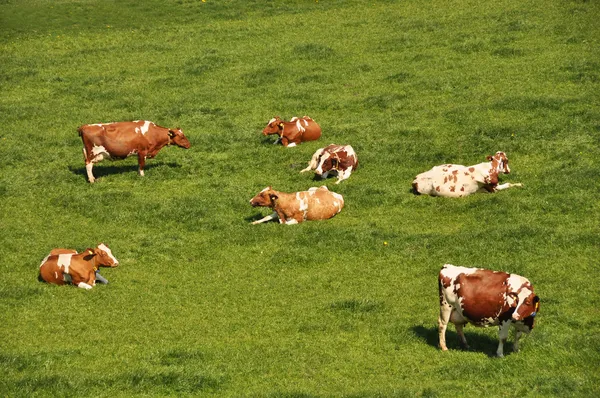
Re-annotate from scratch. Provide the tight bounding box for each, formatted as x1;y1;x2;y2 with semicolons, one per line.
511;292;540;324
262;117;282;136
315;152;338;176
168;128;191;149
486;151;510;174
250;187;278;208
84;244;119;268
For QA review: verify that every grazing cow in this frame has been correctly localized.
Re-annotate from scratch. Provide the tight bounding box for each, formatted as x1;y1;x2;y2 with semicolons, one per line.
412;151;522;197
39;244;119;289
78;120;191;183
250;186;344;224
300;144;358;184
438;264;540;357
262;116;321;147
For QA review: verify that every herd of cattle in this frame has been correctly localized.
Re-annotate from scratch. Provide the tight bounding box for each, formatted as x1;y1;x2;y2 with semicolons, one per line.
38;117;538;357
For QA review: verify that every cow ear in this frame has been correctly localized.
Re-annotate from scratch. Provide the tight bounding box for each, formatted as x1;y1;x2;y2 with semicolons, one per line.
168;130;175;138
269;193;278;202
486;155;493;161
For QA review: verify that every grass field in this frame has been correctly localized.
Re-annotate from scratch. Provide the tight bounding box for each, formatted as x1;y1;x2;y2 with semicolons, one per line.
1;0;599;396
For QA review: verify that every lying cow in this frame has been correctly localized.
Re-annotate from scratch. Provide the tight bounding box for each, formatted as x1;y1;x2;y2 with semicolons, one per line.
262;116;321;147
78;120;191;183
438;264;540;357
300;144;358;184
412;151;522;197
250;186;344;224
39;244;119;289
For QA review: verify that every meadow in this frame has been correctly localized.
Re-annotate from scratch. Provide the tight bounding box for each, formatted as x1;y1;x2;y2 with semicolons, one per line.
0;0;599;396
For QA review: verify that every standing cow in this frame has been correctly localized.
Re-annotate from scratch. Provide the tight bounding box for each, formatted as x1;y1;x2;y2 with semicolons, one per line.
300;144;358;184
412;151;522;197
39;244;119;290
438;264;540;357
78;120;191;183
250;186;344;224
262;116;321;147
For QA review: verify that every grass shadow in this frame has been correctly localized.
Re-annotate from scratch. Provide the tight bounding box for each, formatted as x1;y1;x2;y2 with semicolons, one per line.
69;162;181;182
411;325;501;357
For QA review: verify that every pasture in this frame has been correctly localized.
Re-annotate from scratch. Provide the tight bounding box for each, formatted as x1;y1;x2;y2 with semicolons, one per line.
1;0;599;396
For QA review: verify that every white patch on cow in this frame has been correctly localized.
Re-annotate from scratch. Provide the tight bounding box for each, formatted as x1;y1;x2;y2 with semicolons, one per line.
98;243;118;264
39;254;51;268
287;143;297;148
344;145;356;158
295;119;306;133
57;254;73;273
302;119;309;126
139;120;152;135
285;219;299;225
332;192;344;203
298;196;309;212
91;145;111;162
54;272;58;279
290;117;299;122
267;118;277;125
308;187;319;192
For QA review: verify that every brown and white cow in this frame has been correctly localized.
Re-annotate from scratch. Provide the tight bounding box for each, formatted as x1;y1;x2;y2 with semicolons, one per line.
412;151;522;197
300;144;358;184
78;120;191;183
438;264;540;357
250;186;344;224
39;244;119;289
262;116;321;147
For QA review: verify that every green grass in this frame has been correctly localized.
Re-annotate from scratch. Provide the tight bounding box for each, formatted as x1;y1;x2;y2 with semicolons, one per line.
1;0;599;396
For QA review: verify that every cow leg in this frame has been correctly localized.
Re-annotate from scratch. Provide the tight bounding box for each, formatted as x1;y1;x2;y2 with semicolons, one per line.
95;271;109;284
494;182;523;191
335;168;352;184
137;153;146;177
497;320;512;357
252;212;278;225
83;146;96;183
438;302;452;351
454;322;470;350
77;282;93;290
513;330;523;353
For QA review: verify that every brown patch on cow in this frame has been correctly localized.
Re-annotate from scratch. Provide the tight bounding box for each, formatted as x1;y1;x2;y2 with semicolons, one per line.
469;167;475;172
450;186;455;192
443;176;448;184
454;270;511;325
435;186;441;192
460;187;465;192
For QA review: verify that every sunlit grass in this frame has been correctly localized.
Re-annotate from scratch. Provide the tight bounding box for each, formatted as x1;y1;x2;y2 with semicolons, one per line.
0;0;599;396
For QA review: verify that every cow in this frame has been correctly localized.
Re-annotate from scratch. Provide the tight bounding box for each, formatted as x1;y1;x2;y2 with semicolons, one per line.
412;151;522;197
78;120;191;183
262;116;321;147
39;244;119;289
438;264;540;357
300;144;358;184
250;186;344;224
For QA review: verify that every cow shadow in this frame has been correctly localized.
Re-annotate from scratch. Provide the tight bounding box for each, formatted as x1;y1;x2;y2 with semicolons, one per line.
411;325;502;357
69;162;181;181
260;136;280;146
